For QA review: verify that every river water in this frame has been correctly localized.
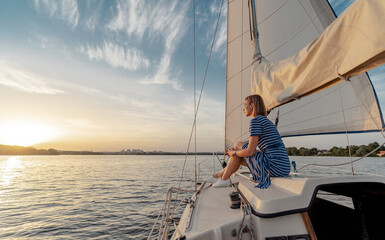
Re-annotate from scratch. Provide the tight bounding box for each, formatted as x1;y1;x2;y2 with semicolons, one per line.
0;155;384;239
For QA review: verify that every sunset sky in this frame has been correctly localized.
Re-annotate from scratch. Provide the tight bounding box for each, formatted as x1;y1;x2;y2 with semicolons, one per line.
0;0;384;152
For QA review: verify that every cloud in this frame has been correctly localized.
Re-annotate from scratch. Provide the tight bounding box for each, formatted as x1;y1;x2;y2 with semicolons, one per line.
0;60;135;105
194;1;227;65
208;1;227;63
108;0;190;90
51;77;136;105
34;0;79;28
79;42;150;71
140;51;183;91
0;61;64;94
82;0;104;31
64;118;90;127
213;1;227;51
108;0;147;39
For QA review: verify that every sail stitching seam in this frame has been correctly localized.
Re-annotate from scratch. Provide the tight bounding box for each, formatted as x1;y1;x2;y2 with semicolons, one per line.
228;2;328;82
257;0;289;26
264;5;328;58
348;80;385;138
226;81;349;118
298;0;321;35
278;106;374;129
278;82;349;117
227;0;289;46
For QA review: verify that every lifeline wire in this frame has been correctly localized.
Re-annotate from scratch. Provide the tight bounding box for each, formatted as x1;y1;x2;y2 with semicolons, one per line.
298;140;385;171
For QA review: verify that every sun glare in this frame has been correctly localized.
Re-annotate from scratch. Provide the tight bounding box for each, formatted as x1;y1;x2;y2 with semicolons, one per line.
0;121;58;146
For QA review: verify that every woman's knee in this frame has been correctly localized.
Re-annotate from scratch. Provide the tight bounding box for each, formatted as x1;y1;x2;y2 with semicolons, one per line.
235;141;245;150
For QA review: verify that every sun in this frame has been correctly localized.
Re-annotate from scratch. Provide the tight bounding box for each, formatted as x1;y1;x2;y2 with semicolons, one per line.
0;121;58;147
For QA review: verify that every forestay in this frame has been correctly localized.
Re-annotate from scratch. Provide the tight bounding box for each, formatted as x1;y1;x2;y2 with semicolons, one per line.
226;0;385;148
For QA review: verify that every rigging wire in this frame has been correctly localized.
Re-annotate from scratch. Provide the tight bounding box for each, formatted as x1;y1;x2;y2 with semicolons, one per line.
338;80;354;175
298;140;385;171
345;76;385;139
149;1;226;237
194;0;197;192
298;77;385;172
173;0;225;216
264;3;329;59
177;0;224;188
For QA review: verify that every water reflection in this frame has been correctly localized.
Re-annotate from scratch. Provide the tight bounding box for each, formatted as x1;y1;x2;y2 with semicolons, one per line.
1;156;22;186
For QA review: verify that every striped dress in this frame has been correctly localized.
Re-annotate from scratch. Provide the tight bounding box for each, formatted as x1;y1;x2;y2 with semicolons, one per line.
242;115;290;188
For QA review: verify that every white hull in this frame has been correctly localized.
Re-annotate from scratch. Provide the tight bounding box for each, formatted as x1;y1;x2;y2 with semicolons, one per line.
172;171;385;239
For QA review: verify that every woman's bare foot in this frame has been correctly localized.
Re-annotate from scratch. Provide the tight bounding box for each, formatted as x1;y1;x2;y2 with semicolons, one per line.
212;172;223;178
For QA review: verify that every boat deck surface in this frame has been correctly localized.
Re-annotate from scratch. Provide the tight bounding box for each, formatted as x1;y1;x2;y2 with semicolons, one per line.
187;183;244;233
234;172;385;216
175;172;385;239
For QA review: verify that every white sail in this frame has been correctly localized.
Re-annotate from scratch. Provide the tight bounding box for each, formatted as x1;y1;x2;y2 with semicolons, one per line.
226;0;253;148
251;0;385;110
226;0;384;147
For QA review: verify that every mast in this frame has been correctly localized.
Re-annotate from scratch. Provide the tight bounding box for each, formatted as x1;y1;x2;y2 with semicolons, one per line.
248;0;261;63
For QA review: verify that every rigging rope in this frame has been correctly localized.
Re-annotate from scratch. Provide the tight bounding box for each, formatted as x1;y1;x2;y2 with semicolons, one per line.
344;75;385;139
149;2;225;238
148;187;196;240
177;0;224;189
193;0;197;192
297;75;385;172
337;80;354;175
172;0;225;219
238;195;255;240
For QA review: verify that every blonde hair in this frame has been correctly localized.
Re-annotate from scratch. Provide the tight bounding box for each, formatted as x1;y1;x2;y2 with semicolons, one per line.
245;94;267;117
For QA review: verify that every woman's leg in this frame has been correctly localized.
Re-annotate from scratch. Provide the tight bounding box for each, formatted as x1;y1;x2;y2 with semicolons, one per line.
215;141;247;180
213;168;225;178
221;156;243;180
213;158;246;178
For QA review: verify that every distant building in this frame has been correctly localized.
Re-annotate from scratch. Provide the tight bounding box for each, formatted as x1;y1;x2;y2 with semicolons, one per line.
317;149;329;155
132;149;144;153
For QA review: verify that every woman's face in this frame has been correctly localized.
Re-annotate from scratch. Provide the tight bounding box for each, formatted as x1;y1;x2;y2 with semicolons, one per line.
243;99;253;117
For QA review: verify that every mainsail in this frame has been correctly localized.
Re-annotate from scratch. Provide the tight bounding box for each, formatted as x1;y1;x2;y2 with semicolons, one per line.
225;0;385;148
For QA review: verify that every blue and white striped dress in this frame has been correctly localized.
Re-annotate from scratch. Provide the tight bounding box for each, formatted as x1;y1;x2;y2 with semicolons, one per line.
242;115;290;188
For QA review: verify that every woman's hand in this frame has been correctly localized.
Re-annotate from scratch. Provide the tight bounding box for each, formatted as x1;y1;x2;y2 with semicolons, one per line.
226;147;235;157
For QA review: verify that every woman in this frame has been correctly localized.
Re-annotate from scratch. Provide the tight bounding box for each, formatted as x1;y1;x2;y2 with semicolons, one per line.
212;94;290;188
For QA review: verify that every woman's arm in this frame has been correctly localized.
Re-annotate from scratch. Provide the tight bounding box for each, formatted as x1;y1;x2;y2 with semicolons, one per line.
229;135;259;158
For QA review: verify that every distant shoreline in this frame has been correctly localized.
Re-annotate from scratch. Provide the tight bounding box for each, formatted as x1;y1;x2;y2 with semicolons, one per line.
1;142;384;157
0;144;222;156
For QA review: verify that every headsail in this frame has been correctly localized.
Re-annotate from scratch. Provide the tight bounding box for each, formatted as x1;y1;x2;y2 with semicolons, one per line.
225;0;385;148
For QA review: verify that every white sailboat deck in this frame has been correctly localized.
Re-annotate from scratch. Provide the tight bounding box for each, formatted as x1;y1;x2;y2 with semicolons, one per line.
175;172;385;239
235;173;385;216
175;184;244;239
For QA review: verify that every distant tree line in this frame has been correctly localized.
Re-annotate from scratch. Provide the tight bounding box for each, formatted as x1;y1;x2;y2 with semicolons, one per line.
0;144;222;156
0;145;59;155
1;142;384;156
286;142;384;157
